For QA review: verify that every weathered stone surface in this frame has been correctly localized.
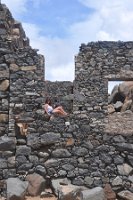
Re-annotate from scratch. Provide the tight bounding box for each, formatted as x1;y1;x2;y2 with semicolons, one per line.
72;147;88;156
58;184;86;200
0;114;8;122
41;132;61;145
72;177;84;186
117;190;133;200
114;101;123;111
16;155;28;166
112;176;122;186
6;178;28;200
127;155;133;167
100;153;112;164
113;135;126;143
45;159;61;168
8;156;16;168
52;149;71;158
26;173;46;196
20;65;36;71
10;63;20;71
114;155;124;164
17;163;33;171
0;79;9;91
51;178;71;196
104;184;116;200
40;188;55;198
108;104;115;114
80;187;106;200
38;152;49;159
12;28;20;36
35;165;47;176
117;163;133;176
0;136;15;151
115;143;133;152
84;176;94;187
128;175;133;183
16;146;31;156
27;133;41;149
0;69;9;78
62;164;75;171
0;158;8;168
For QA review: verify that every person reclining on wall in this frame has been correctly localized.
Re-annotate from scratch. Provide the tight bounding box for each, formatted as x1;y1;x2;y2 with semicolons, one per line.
44;97;68;120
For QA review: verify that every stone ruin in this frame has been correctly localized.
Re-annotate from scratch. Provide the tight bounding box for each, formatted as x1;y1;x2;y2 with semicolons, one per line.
0;2;133;200
108;81;133;113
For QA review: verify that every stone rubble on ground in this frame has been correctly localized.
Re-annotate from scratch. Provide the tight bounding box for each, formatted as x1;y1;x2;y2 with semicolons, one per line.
6;177;28;200
5;176;133;200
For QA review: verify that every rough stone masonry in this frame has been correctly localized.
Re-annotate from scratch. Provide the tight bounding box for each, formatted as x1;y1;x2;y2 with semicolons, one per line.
0;2;133;199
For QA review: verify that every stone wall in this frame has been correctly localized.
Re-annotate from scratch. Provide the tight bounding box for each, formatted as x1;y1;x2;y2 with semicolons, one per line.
73;41;133;191
0;3;73;186
74;42;133;131
0;2;133;198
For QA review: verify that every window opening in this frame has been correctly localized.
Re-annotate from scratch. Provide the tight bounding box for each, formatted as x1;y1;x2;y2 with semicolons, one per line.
108;80;133;113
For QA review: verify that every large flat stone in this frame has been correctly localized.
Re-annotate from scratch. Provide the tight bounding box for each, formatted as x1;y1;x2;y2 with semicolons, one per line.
80;187;106;200
0;136;16;151
118;190;133;200
6;178;28;200
41;132;61;145
26;173;46;196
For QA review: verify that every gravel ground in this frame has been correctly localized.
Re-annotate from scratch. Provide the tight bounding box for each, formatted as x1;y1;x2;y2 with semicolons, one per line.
25;196;57;200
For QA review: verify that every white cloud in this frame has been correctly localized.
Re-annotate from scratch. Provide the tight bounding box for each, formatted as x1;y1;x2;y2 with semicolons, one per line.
22;23;75;81
74;0;133;41
2;0;133;81
48;62;74;81
15;0;133;80
2;0;28;15
30;0;46;8
79;0;133;10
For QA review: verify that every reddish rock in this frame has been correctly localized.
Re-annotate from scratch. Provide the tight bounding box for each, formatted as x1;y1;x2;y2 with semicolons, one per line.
26;173;46;196
104;184;116;200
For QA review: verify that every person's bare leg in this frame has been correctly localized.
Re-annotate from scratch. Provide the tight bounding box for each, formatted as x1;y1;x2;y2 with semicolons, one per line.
58;108;68;115
57;107;68;115
53;108;67;116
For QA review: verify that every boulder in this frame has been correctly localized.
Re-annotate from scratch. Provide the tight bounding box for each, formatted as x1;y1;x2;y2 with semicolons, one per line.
108;104;115;114
109;81;133;112
104;184;116;200
51;178;71;196
80;187;106;200
6;178;28;200
26;173;46;196
119;81;133;98
121;99;132;112
117;190;133;200
51;178;87;200
113;101;123;111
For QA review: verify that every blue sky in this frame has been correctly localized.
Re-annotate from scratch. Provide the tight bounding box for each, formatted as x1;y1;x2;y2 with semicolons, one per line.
1;0;133;88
